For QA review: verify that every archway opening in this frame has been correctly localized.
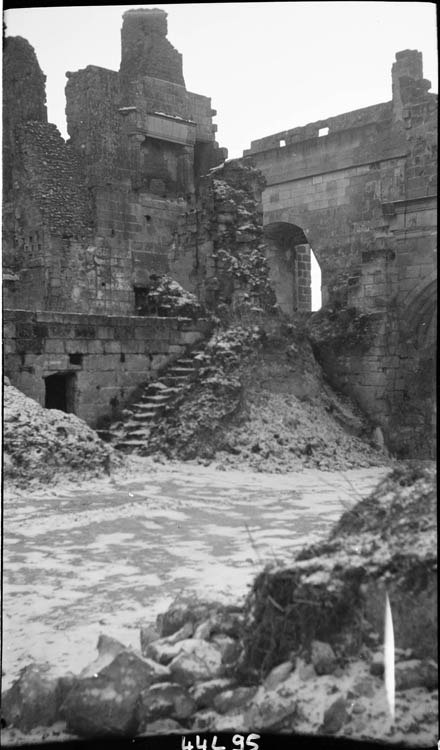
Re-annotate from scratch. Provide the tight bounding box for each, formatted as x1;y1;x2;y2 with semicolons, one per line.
44;372;76;413
263;222;312;315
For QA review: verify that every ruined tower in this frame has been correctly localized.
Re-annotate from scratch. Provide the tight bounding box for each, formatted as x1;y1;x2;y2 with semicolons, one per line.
2;10;222;427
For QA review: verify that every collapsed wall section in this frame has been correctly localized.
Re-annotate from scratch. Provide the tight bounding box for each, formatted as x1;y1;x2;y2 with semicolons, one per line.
119;8;185;90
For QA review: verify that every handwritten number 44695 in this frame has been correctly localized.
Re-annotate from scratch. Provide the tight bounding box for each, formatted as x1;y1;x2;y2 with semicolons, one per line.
182;734;261;750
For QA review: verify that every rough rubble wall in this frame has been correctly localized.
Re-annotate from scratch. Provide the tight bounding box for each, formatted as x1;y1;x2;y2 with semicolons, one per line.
3;9;224;319
244;50;437;457
2;36;47;194
169;160;278;314
2;37;95;313
119;8;185;91
3;309;210;429
2;9;224;430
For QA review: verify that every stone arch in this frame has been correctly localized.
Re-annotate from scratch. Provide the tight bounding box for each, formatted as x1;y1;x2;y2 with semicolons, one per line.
263;222;314;315
401;276;437;349
397;275;437;457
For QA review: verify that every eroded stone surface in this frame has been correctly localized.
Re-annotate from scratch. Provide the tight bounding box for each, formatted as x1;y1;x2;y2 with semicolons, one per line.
136;682;196;727
169;641;223;686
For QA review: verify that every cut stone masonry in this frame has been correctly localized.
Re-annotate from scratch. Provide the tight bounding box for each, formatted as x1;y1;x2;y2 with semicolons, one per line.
244;49;437;457
2;12;437;458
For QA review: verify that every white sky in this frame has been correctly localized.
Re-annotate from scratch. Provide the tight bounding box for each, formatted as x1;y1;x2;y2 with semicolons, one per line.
4;2;438;159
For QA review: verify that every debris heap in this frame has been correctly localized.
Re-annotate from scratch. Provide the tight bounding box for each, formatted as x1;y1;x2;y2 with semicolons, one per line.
3;380;123;487
1;463;437;746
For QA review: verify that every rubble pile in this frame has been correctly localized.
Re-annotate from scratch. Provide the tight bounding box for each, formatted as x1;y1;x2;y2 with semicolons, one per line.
241;461;437;678
3;380;123;487
135;274;202;318
146;324;262;460
1;464;437;745
145;319;390;471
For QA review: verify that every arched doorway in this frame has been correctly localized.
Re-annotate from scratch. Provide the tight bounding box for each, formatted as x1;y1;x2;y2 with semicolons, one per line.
263;222;318;315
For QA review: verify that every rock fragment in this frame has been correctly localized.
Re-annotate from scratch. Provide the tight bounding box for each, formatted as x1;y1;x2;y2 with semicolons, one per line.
321;695;348;734
169;641;223;686
311;640;337;675
137;682;196;727
1;663;71;732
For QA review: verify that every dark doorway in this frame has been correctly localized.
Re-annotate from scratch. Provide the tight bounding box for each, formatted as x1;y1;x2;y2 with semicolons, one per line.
44;372;76;413
134;285;149;315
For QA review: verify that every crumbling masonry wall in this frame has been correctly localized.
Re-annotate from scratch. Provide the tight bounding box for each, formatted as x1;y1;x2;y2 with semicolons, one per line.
3;9;224;317
244;50;437;457
2;10;224;427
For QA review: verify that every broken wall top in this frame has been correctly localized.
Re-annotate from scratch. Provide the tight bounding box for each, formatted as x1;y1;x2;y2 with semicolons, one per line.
245;49;437;155
119;7;185;89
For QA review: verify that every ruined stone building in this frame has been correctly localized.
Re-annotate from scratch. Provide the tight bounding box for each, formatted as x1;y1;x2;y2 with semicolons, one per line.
2;9;437;458
244;49;437;457
3;9;226;427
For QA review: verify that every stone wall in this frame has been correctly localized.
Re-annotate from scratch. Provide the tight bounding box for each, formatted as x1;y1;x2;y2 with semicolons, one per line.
169;160;278;314
244;50;437;457
3;309;210;429
3;9;224;318
119;8;185;90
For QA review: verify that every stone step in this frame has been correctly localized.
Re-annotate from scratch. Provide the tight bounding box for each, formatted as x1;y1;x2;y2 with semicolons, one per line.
109;345;206;443
136;402;166;413
133;402;164;412
125;419;152;430
149;381;169;390
144;386;179;396
146;394;172;402
129;412;157;422
160;376;190;386
122;428;150;439
169;366;196;373
115;441;146;451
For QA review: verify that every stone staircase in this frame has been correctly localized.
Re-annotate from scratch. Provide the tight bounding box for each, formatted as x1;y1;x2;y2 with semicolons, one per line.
109;348;205;453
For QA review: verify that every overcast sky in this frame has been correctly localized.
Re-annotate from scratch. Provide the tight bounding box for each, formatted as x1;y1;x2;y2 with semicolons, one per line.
4;2;438;159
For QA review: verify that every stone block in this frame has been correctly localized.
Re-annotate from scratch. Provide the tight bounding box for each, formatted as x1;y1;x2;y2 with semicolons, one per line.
3;340;16;354
149;341;173;354
1;663;70;733
96;386;123;404
85;340;105;355
84;354;113;372
44;339;66;355
97;326;114;339
3;322;16;338
83;370;119;389
103;340;122;354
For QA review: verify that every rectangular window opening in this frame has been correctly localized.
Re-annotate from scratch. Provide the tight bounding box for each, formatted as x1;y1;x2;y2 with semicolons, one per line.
279;138;286;147
318;127;329;137
69;353;83;366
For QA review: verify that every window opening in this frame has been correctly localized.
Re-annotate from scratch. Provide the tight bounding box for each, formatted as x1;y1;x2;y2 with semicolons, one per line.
69;353;83;366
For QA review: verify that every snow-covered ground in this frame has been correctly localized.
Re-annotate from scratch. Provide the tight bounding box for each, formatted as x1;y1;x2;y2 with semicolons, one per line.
2;460;388;689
